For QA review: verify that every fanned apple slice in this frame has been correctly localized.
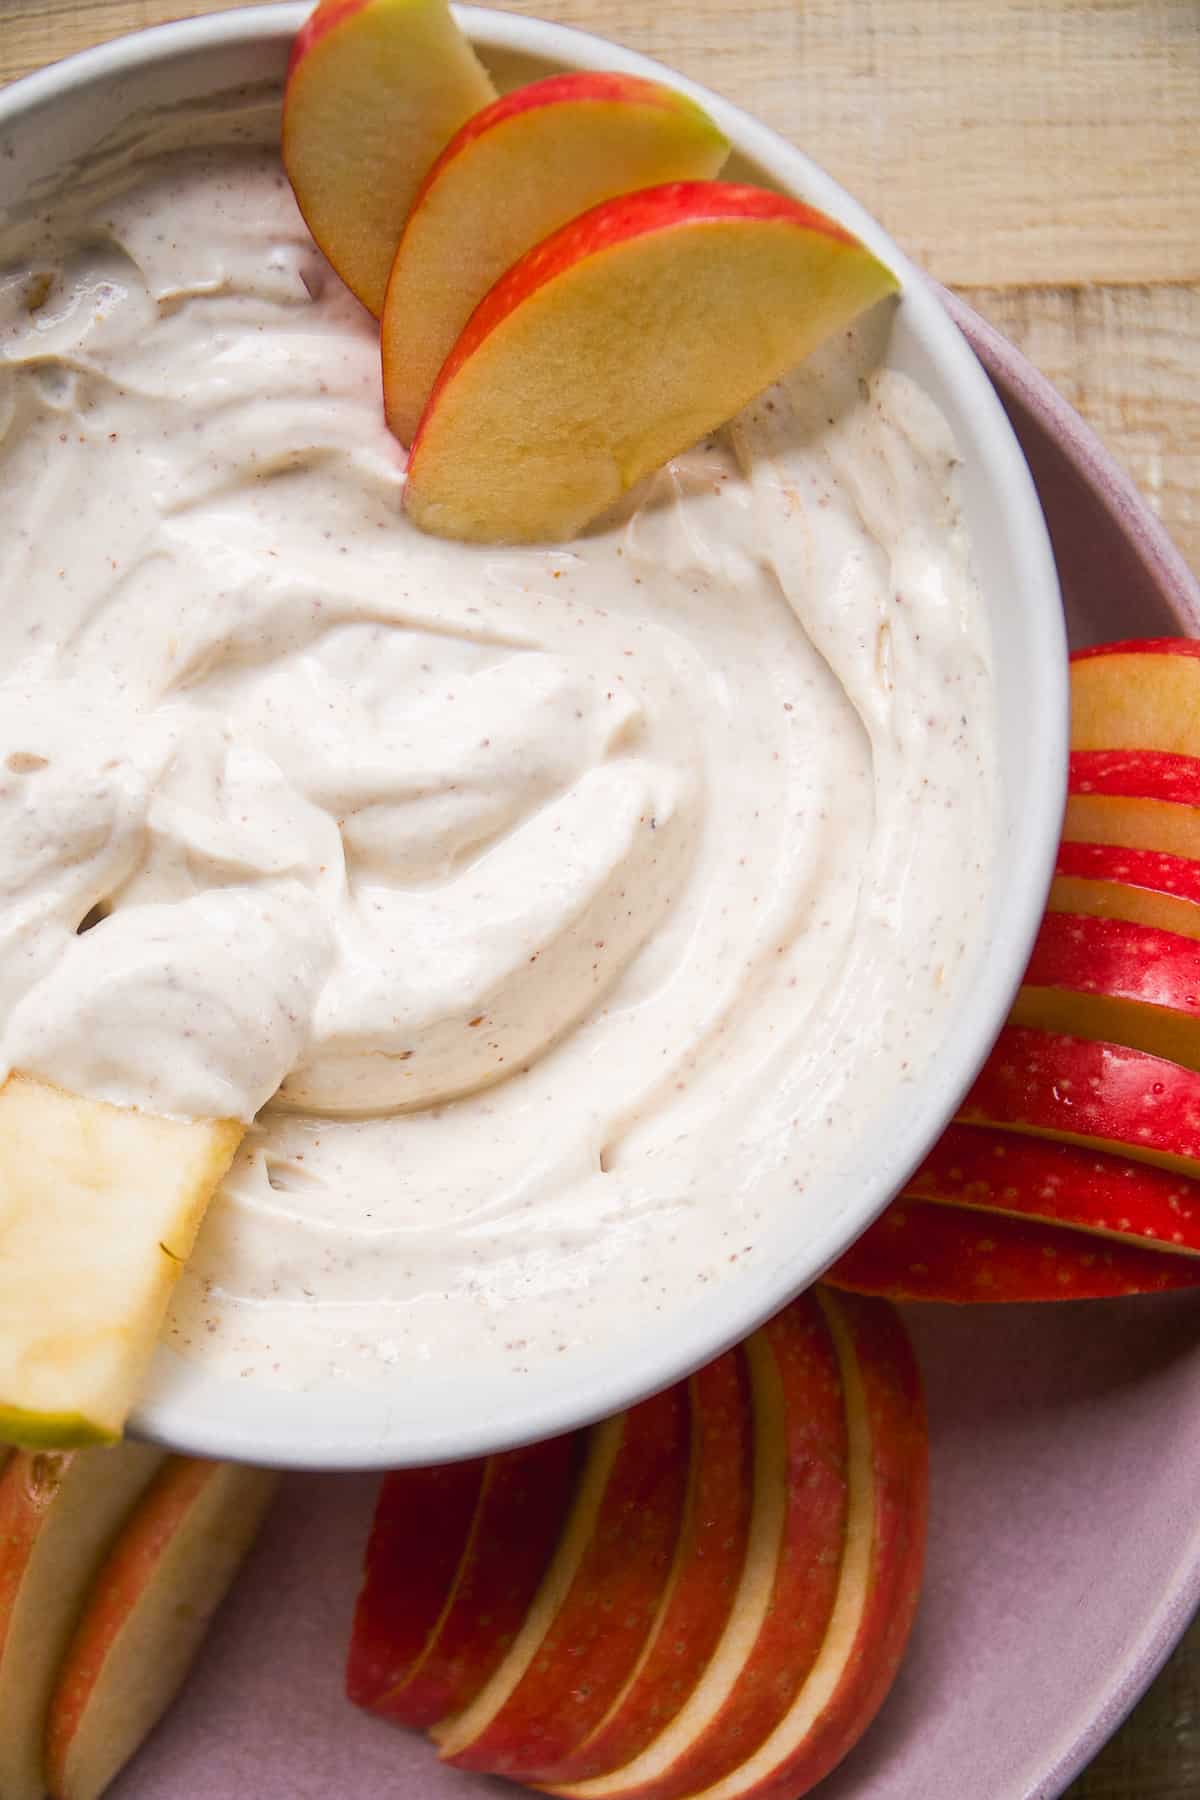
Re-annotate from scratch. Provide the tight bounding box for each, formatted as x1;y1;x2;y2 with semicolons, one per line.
381;72;729;443
403;181;897;544
282;0;495;315
1050;841;1200;942
45;1456;279;1800
0;1443;166;1800
1070;640;1200;756
0;1075;243;1447
1010;911;1200;1072
825;1197;1200;1302
957;1025;1200;1179
1064;750;1200;862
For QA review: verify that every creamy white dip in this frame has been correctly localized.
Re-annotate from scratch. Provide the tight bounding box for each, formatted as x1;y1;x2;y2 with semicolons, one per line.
0;105;994;1390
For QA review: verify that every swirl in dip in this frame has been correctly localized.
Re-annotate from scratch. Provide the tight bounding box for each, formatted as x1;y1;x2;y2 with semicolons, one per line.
0;103;994;1391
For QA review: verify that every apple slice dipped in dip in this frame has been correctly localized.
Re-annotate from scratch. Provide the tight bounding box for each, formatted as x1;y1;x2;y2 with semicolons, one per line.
401;182;898;543
381;72;730;444
283;0;496;315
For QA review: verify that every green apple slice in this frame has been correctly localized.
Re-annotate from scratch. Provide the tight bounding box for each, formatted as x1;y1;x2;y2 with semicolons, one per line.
0;1075;243;1447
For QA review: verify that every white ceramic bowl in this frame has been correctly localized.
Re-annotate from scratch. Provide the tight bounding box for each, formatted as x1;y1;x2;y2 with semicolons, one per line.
0;5;1067;1469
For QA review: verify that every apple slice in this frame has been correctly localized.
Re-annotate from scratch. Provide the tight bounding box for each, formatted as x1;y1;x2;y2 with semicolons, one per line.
0;1443;165;1800
282;0;495;315
1070;640;1200;757
435;1383;691;1777
345;1455;489;1713
548;1294;850;1800
0;1075;243;1446
1064;750;1200;862
544;1352;755;1784
825;1198;1200;1302
1050;841;1200;942
908;1122;1200;1255
403;181;897;543
381;72;729;443
45;1456;278;1800
958;1025;1200;1179
354;1431;582;1728
1010;910;1200;1072
616;1291;926;1800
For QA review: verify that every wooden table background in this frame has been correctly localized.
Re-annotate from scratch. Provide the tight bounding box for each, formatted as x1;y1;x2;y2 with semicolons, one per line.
1;1;1197;1793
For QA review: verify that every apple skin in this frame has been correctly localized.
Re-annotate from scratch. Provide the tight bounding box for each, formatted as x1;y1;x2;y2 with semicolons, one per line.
358;1431;583;1729
44;1456;278;1800
0;1444;165;1800
382;71;729;444
1051;840;1200;941
436;1384;692;1778
1070;639;1200;757
826;1196;1200;1301
1064;749;1200;863
907;1122;1200;1255
957;1024;1200;1178
282;0;495;315
403;180;896;544
547;1295;850;1800
345;1455;488;1713
1010;910;1200;1072
539;1351;755;1784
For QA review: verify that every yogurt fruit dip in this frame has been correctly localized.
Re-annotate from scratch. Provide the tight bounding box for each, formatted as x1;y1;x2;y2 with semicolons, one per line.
0;98;994;1393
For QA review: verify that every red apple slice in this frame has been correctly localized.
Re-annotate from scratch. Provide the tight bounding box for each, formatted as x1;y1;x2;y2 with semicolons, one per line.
345;1455;489;1712
382;72;730;443
45;1456;278;1800
543;1351;755;1785
359;1431;583;1728
1064;750;1200;862
548;1294;850;1800
435;1383;691;1777
1070;640;1200;757
825;1198;1200;1302
908;1122;1200;1255
282;0;495;315
403;181;897;543
621;1291;926;1800
0;1444;165;1800
1010;910;1200;1072
1050;841;1200;942
958;1024;1200;1178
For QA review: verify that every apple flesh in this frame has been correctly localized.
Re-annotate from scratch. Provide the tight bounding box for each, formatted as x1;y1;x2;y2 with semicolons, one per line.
355;1431;582;1729
382;71;729;444
909;1122;1200;1256
825;1197;1200;1302
403;181;897;543
1010;910;1200;1073
1070;640;1200;756
282;0;495;315
958;1025;1200;1179
45;1456;278;1800
548;1295;850;1800
0;1443;165;1800
1050;840;1200;942
545;1351;755;1785
435;1383;691;1777
0;1075;242;1448
1064;750;1200;863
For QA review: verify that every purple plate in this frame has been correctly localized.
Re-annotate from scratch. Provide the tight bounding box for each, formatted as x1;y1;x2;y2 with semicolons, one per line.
110;311;1200;1800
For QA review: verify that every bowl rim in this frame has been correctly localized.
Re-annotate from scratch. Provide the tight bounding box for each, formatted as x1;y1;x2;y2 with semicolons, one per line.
0;4;1068;1471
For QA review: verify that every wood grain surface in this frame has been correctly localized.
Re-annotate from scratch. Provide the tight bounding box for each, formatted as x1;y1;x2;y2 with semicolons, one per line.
1;2;1197;1795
